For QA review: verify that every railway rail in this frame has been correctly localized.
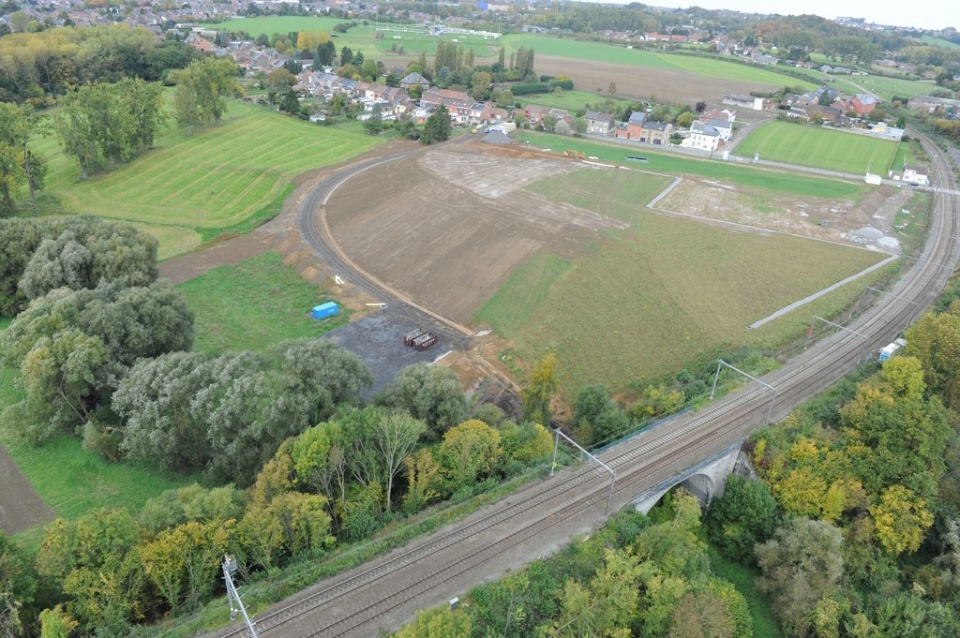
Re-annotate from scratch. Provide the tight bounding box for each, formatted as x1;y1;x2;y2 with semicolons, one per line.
213;131;960;638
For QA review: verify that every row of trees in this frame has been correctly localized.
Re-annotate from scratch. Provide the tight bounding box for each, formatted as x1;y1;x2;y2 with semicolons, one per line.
399;490;754;637
0;103;46;215
0;26;197;103
55;78;166;177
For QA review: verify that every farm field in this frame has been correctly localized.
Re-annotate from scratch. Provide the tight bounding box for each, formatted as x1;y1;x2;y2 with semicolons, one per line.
515;130;866;199
177;251;348;355
37;99;383;259
733;121;899;175
503;35;815;87
475;167;885;394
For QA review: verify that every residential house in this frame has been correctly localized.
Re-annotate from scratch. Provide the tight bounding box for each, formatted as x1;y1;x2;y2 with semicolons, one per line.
703;118;733;141
723;94;765;111
682;120;721;152
584;111;615;135
400;72;429;90
701;108;736;123
806;104;844;123
847;94;877;116
625;111;647;140
902;165;930;185
638;120;672;145
420;88;489;126
522;104;546;126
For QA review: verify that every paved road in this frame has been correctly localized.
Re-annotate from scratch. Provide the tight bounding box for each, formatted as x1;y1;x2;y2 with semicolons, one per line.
210;130;960;638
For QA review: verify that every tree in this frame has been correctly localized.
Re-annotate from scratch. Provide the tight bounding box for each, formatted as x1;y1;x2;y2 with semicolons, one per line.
756;518;844;637
905;305;960;409
439;419;502;488
266;68;297;103
369;411;426;512
39;606;78;638
339;45;353;67
363;103;384;135
573;384;626;445
2;281;192;441
172;57;242;134
870;484;934;555
402;448;441;514
18;220;158;301
550;548;646;638
315;40;337;68
395;607;472;638
140;519;233;614
113;352;212;471
706;474;779;563
522;353;558;427
1;533;37;638
608;81;617;96
422;105;452;145
54;79;166;177
470;71;492;101
375;363;466;439
840;356;948;502
0;103;46;214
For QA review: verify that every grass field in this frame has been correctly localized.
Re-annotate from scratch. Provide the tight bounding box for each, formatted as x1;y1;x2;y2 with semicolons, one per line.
830;74;936;101
476;168;885;394
36;99;383;258
515;131;867;199
734;121;899;175
206;17;500;57
177;251;348;354
502;35;817;89
521;89;630;113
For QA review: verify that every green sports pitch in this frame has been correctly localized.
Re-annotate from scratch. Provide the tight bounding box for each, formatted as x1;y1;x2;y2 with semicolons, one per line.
734;121;899;175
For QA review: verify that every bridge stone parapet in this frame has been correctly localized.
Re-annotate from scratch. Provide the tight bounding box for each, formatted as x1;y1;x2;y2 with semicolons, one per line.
630;442;748;514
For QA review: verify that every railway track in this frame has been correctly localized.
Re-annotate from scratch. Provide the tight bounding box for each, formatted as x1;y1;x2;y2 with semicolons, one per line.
213;132;960;638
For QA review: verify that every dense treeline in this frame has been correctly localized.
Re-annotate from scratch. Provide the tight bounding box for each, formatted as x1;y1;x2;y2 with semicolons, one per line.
397;490;754;637
0;26;197;104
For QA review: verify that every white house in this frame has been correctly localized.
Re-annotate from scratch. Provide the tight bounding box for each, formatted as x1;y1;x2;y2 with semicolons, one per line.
681;120;721;152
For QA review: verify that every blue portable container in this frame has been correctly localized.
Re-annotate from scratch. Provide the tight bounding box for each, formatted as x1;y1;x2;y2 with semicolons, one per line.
311;302;339;320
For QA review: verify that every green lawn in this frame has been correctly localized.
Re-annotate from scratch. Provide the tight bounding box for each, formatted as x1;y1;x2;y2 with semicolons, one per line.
734;121;899;175
515;131;867;199
476;168;885;394
37;99;383;259
177;251;348;354
708;547;784;638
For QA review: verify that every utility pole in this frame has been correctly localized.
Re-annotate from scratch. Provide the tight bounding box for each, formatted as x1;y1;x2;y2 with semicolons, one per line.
223;554;259;638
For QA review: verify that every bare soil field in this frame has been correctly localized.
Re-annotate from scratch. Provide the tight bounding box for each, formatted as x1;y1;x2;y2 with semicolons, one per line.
656;178;911;248
0;444;54;534
536;55;782;104
325;143;625;323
